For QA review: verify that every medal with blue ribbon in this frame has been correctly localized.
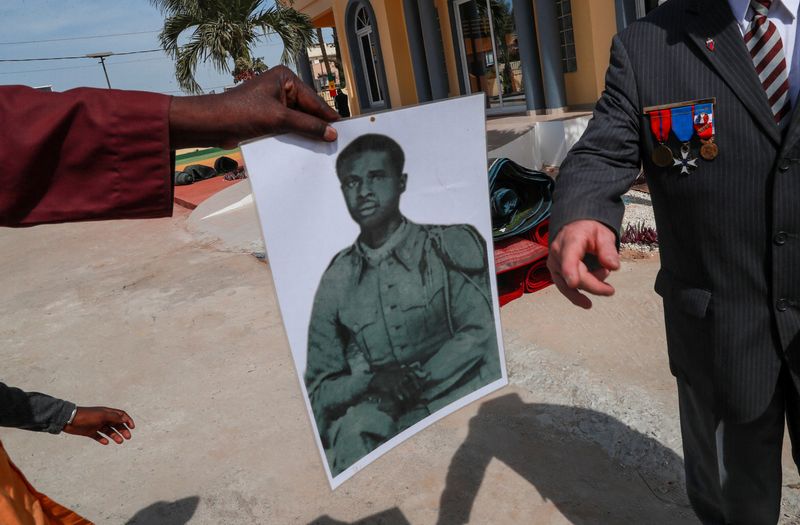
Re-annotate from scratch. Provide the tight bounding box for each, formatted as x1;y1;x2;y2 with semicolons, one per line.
670;105;698;175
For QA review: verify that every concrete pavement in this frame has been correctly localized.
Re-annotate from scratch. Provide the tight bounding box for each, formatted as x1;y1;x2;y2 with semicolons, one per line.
2;210;799;523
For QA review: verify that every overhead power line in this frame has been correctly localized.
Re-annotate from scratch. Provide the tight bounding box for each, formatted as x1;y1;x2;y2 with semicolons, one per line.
0;49;162;63
0;63;96;75
161;84;230;95
0;30;160;46
0;56;170;76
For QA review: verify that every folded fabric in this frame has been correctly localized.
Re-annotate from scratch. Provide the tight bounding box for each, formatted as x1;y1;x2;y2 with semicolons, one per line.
493;234;553;307
183;164;217;182
529;218;550;247
489;158;554;241
524;259;553;293
494;236;549;274
498;268;526;306
213;155;239;174
174;170;194;186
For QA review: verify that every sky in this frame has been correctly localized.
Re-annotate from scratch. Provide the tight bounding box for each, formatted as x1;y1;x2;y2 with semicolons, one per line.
0;0;306;94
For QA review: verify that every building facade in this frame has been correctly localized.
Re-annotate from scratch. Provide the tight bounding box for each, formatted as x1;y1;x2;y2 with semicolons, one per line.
291;0;663;116
307;42;342;92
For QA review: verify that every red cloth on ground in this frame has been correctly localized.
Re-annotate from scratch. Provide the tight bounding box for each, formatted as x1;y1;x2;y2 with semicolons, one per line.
494;234;553;306
524;259;553;293
0;85;174;226
494;236;549;274
498;267;526;306
529;219;550;246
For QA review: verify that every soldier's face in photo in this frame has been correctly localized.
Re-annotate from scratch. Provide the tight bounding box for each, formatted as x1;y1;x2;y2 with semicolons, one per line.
337;150;407;230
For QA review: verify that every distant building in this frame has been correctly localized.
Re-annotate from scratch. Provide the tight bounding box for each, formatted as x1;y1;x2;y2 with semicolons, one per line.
288;0;665;117
307;42;341;92
33;85;53;92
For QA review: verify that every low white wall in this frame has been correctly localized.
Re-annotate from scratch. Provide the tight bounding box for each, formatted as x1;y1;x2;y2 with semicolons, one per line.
488;115;591;170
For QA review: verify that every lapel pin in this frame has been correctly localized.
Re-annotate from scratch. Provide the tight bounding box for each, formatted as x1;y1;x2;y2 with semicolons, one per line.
706;37;715;51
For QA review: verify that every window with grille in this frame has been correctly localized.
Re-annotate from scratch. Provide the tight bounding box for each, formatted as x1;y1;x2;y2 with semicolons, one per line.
556;0;577;73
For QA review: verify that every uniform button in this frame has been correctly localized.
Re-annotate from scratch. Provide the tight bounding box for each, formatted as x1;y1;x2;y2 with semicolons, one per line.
776;298;789;312
353;323;360;330
774;232;788;246
779;159;792;172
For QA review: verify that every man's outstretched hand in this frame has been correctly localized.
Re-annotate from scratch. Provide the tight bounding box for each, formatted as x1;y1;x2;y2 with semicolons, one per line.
169;65;340;150
63;407;135;445
547;219;620;309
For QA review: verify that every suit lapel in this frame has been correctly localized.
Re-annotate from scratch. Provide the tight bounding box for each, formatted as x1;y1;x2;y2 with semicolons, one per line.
684;0;781;145
780;98;800;156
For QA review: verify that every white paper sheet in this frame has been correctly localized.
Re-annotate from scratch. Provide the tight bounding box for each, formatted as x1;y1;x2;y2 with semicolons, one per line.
241;94;507;488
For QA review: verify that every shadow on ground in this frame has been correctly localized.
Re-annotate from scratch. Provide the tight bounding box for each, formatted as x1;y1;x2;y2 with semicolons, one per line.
487;127;533;152
125;496;200;525
309;507;410;524
436;393;697;524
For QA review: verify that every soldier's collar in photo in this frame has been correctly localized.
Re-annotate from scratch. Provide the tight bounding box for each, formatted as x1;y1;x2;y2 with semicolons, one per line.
349;220;434;282
356;219;409;265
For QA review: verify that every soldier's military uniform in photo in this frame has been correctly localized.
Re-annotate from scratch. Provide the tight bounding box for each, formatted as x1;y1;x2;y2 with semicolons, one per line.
305;134;500;475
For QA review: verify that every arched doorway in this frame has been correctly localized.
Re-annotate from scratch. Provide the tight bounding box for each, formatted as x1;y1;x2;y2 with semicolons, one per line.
346;0;390;112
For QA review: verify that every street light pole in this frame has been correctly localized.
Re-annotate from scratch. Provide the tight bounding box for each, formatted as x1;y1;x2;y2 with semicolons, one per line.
86;52;113;88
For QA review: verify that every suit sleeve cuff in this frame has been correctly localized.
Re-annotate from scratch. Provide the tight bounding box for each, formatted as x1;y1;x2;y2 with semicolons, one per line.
48;400;77;434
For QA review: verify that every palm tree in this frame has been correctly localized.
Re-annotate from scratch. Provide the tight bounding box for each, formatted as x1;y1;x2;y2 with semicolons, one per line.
151;0;316;94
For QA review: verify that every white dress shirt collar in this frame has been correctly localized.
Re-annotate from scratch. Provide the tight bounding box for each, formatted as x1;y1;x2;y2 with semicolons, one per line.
728;0;799;28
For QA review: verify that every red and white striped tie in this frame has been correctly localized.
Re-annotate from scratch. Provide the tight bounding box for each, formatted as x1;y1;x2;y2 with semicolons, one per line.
745;0;792;126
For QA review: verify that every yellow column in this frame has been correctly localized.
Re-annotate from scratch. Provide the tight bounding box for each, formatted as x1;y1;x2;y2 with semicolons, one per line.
332;0;361;115
437;0;461;97
371;1;419;107
563;0;617;106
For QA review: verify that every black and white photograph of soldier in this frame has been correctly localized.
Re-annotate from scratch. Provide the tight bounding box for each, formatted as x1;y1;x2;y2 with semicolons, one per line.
305;134;501;476
242;94;506;487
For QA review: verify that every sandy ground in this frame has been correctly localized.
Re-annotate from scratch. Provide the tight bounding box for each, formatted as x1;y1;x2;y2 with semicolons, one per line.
2;210;800;524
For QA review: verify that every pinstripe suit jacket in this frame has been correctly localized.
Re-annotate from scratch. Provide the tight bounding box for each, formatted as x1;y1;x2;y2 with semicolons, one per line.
550;0;800;422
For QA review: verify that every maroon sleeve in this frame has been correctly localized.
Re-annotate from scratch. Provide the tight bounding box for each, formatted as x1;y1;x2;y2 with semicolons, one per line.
0;85;174;226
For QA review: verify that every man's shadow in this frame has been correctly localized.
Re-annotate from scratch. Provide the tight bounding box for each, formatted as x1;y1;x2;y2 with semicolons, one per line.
125;496;199;525
437;393;697;524
310;507;410;525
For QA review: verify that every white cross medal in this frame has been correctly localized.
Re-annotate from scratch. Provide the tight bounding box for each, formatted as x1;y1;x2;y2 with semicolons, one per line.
670;105;698;175
673;143;698;175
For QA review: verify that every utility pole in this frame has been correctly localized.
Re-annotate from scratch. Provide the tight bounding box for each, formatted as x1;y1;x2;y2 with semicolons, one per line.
331;28;345;88
86;52;113;88
316;28;333;79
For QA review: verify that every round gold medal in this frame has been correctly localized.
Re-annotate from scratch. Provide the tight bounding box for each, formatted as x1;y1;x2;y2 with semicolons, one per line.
652;144;674;167
700;141;718;161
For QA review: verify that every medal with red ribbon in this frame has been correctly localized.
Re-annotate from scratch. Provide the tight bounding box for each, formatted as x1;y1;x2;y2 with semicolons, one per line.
649;109;673;167
693;102;718;160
